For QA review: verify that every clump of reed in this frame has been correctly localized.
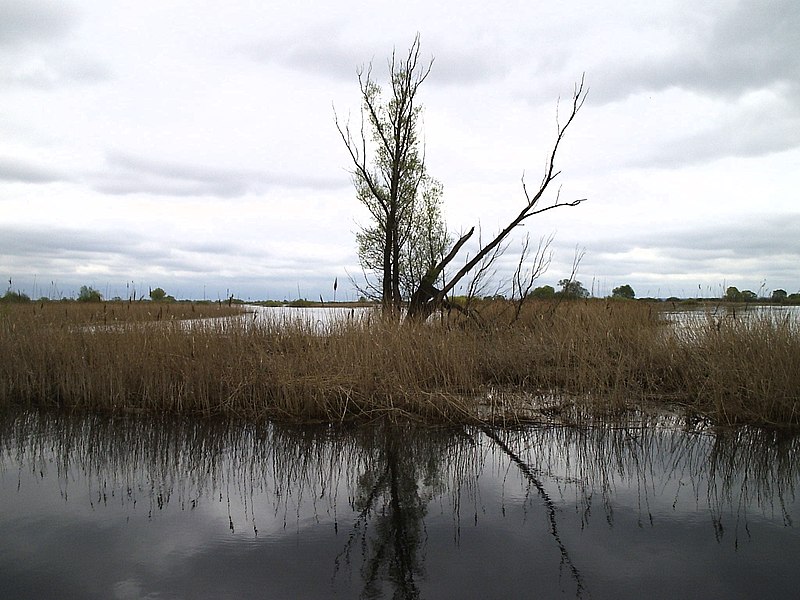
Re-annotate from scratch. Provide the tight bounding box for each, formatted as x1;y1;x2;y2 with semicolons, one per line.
0;306;477;422
668;310;800;427
1;300;798;427
0;300;243;326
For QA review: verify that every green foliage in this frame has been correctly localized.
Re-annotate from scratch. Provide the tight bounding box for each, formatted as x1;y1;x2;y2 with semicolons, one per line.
288;298;315;308
557;279;589;299
530;285;555;299
77;285;102;302
149;287;176;302
339;35;445;310
448;295;468;307
726;287;759;303
356;177;450;300
1;290;31;303
612;284;635;300
741;290;757;302
254;300;286;307
771;289;788;303
725;286;742;302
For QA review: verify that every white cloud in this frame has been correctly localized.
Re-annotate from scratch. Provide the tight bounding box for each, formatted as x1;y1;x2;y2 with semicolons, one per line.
1;0;798;300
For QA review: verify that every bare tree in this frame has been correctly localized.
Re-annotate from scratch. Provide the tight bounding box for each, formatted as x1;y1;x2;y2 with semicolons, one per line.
557;246;588;299
408;76;589;319
337;36;587;320
510;233;555;322
459;225;509;313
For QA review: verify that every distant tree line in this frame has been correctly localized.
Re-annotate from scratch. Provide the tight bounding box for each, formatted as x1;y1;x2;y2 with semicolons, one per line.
3;281;800;305
446;281;800;304
0;284;179;304
724;286;798;304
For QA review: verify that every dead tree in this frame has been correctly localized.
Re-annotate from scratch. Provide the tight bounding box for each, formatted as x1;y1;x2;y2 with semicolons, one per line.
408;76;588;320
510;233;555;323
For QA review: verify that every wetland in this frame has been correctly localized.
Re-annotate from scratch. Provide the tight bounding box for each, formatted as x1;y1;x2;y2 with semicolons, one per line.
1;300;798;597
1;408;798;599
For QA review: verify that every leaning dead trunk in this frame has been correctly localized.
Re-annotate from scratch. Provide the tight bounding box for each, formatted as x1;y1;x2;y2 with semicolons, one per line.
407;76;588;320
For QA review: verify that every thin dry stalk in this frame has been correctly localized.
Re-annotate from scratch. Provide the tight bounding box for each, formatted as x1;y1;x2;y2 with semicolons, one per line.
1;301;798;428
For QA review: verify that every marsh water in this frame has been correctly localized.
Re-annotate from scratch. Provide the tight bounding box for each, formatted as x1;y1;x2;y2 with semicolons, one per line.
1;410;798;599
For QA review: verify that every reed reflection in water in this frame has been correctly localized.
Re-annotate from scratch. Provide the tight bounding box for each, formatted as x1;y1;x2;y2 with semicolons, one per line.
0;410;798;599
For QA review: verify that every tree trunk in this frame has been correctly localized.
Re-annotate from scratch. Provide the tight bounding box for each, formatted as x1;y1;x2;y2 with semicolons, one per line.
382;215;394;313
407;76;588;321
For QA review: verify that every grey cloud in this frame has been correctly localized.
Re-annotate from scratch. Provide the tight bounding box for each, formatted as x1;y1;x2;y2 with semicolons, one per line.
0;0;75;47
0;0;112;91
0;224;141;258
581;213;800;291
589;214;800;257
63;58;111;83
701;0;800;94
0;56;112;89
0;223;259;278
612;2;800;168
0;224;231;269
245;33;504;87
638;214;800;256
0;222;348;301
0;156;70;183
181;240;248;256
93;151;345;198
595;0;800;103
426;43;508;86
245;32;366;82
634;97;800;167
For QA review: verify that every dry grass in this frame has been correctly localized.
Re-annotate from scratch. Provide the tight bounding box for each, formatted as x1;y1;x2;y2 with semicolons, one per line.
1;300;798;427
668;310;800;427
1;299;243;326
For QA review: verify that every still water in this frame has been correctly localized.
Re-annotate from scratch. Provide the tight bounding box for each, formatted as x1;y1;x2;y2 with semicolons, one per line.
1;410;797;599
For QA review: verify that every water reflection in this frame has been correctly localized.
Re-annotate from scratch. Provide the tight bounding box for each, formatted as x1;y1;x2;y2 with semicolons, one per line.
335;425;441;599
186;305;373;332
1;410;798;599
663;304;800;330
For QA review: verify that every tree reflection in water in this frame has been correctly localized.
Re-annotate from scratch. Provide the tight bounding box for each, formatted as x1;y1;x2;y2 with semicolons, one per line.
1;409;798;599
336;425;426;599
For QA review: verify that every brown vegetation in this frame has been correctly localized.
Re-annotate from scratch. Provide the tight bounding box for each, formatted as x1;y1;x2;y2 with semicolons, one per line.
1;300;798;428
0;300;243;326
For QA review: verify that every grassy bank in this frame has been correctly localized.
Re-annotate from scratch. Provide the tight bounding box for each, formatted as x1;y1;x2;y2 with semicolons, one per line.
1;300;798;427
0;300;244;325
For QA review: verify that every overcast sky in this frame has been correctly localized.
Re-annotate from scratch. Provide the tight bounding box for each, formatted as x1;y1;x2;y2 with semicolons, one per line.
1;0;798;301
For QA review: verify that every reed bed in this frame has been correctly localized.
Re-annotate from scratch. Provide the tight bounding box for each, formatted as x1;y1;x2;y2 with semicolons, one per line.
0;299;243;326
1;300;798;427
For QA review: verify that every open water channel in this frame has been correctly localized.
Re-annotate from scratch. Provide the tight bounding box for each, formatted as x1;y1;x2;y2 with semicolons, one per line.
1;409;798;599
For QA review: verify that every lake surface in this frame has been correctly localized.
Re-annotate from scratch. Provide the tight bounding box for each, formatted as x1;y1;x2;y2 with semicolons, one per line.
178;305;373;333
663;303;800;327
1;409;798;599
180;303;800;335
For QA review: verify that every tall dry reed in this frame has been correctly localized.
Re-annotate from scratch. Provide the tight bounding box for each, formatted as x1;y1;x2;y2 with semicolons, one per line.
1;300;798;427
668;310;800;426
